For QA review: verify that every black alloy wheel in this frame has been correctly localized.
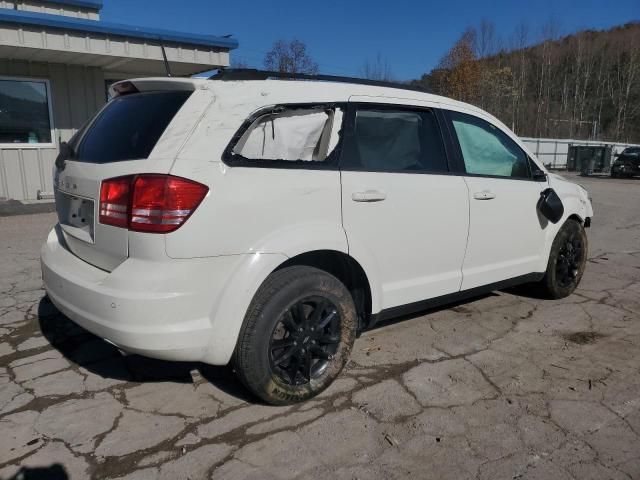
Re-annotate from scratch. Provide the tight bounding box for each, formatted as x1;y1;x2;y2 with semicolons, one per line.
269;296;341;386
233;265;357;405
538;219;588;299
555;235;584;288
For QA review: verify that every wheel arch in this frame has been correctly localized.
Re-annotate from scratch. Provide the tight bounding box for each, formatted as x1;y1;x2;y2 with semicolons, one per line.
567;213;585;224
566;213;592;228
275;250;374;331
537;211;589;273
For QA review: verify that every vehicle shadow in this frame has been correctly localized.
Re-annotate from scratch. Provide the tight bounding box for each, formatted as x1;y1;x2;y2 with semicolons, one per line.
37;296;253;402
1;464;67;480
502;282;549;300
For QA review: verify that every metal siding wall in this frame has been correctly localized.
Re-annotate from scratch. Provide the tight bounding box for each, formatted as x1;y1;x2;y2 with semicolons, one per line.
0;61;105;200
0;150;23;200
522;137;640;169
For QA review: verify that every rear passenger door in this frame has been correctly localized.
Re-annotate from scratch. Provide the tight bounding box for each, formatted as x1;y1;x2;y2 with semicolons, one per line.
340;103;469;310
445;110;547;289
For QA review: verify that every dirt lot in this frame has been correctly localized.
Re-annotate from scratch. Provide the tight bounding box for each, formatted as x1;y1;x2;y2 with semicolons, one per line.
1;173;639;479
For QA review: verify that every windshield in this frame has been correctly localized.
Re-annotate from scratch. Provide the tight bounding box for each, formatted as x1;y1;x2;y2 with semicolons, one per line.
72;90;191;164
622;147;640;156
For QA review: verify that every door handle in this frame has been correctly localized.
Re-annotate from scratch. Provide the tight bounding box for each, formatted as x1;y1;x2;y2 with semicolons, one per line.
473;190;496;200
352;190;387;202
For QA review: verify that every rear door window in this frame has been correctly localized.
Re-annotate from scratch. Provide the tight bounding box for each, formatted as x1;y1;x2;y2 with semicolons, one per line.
340;106;448;173
74;90;191;164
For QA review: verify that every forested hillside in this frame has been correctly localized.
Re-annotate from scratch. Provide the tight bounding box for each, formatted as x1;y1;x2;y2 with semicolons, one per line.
412;22;640;143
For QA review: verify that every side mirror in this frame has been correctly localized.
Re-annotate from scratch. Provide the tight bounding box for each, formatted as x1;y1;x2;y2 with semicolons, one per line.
537;188;564;224
55;141;74;171
532;169;547;182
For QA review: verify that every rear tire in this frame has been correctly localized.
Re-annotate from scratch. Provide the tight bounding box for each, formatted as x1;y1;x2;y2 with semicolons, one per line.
538;219;588;299
233;266;357;405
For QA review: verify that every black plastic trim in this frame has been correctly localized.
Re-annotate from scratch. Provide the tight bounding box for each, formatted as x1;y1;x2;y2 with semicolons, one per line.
436;108;467;174
460;172;542;182
210;68;431;94
367;272;545;329
537;188;564;224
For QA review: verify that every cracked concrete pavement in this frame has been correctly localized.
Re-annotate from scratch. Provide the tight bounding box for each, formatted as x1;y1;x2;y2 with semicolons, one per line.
0;173;639;479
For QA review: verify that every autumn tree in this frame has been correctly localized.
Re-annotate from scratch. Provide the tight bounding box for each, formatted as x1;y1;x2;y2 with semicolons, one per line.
409;68;447;94
437;28;480;102
414;21;640;142
264;39;319;74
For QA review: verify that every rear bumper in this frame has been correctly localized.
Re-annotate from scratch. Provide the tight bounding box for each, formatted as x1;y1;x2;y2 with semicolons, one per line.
41;225;251;364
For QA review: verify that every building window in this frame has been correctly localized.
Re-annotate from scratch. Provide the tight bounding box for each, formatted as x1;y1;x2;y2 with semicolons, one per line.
0;77;54;147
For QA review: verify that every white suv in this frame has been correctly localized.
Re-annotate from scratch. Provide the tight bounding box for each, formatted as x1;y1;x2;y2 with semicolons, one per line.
41;72;593;404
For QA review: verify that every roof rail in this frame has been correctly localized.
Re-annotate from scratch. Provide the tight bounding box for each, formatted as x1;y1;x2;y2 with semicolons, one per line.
209;68;430;94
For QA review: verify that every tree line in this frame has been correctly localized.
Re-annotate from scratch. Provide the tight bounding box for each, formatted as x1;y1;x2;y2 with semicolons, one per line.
246;20;640;143
412;21;640;143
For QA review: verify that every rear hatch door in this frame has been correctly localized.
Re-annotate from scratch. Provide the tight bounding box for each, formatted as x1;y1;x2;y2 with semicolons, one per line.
54;81;204;271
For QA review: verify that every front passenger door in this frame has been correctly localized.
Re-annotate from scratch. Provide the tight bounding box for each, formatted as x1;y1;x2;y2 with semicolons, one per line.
447;111;548;290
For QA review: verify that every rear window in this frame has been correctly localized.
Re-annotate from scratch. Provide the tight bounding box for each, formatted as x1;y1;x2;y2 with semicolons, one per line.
73;90;191;164
230;106;343;164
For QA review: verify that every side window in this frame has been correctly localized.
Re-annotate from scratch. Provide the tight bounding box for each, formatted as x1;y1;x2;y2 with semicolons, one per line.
450;111;530;179
340;107;448;173
232;107;340;162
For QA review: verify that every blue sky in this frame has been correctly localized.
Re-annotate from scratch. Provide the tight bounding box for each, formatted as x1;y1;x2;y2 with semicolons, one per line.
102;0;639;80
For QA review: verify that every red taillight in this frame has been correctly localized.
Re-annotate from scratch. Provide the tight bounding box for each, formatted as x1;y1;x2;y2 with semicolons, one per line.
130;175;208;233
99;175;208;233
99;176;130;228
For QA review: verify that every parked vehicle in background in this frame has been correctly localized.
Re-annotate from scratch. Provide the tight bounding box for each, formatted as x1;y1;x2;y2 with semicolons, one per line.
611;147;640;178
41;70;593;405
568;145;612;177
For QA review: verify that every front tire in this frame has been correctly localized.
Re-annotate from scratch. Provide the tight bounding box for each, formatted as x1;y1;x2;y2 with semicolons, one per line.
233;266;357;405
539;219;588;299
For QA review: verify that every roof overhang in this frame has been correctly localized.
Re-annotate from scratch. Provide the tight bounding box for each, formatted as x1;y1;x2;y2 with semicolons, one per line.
0;9;237;76
46;0;103;10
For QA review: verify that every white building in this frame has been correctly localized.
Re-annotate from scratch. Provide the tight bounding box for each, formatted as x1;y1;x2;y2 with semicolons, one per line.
0;0;237;201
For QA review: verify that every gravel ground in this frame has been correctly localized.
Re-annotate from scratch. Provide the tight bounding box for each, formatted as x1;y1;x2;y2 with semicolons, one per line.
0;173;639;479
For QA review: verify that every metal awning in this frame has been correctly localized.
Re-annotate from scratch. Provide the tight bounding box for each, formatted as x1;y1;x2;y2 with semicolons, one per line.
0;8;238;76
